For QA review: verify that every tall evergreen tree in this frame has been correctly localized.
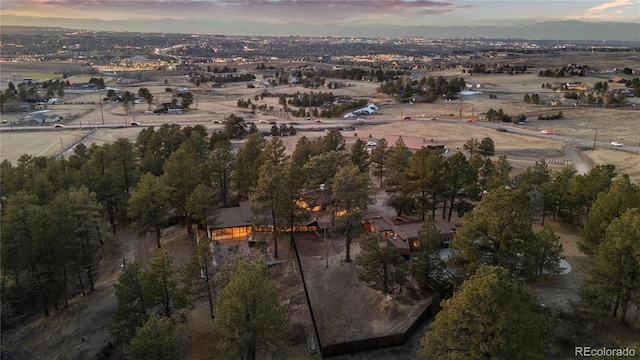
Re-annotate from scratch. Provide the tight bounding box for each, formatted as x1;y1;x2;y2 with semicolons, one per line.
128;173;172;248
383;137;412;194
369;138;388;188
214;259;287;360
404;148;446;221
234;133;266;199
420;266;549;359
357;232;407;295
331;164;374;262
162;142;204;232
141;249;191;319
578;208;640;324
207;138;234;207
185;184;220;231
411;220;449;291
449;187;535;281
579;175;640;255
443;152;477;221
124;315;186;360
251;161;288;259
110;262;148;345
350;139;370;173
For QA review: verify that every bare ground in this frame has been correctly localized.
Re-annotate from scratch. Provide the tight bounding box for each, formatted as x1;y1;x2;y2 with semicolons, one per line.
1;224;195;360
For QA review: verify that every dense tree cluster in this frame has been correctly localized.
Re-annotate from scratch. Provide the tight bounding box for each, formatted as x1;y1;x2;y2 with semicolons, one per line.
537;111;564;120
109;250;192;346
485;107;512;122
538;64;588;77
625;77;640;97
377;75;466;103
466;62;529;75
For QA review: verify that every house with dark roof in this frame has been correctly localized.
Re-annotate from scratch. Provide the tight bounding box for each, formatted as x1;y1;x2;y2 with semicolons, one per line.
207;201;252;241
364;216;457;257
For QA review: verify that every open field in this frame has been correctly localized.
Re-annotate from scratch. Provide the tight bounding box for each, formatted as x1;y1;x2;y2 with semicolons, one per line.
0;128;92;163
2;63;639;191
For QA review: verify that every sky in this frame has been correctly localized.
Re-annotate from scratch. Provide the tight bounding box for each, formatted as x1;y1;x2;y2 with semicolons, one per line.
2;0;639;27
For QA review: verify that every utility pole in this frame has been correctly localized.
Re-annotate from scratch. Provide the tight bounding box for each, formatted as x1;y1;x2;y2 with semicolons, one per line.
593;130;597;149
98;93;105;125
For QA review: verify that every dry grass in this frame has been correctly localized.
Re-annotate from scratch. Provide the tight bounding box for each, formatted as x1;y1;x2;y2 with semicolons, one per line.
0;128;92;163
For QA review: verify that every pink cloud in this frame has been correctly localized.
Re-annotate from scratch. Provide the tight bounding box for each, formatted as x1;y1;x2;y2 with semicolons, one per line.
2;0;467;23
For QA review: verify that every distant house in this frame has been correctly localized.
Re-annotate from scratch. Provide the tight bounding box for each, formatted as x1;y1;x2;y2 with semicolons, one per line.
19;103;36;113
32;113;62;124
154;102;183;114
20;113;62;124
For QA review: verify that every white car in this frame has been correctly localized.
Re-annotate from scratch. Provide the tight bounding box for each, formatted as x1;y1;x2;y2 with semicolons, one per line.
356;118;366;122
539;129;552;134
610;141;624;147
367;141;377;147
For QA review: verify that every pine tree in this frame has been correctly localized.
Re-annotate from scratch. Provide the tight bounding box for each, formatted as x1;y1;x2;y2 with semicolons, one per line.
124;315;186;360
127;173;172;248
578;208;640;324
411;220;449;291
331;164;374;262
369;138;388;188
110;262;148;346
214;259;287;360
141;249;191;319
579;175;640;255
357;232;407;295
420;266;549;359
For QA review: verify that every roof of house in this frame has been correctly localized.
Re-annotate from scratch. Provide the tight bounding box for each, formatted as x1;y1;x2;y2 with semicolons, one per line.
367;216;393;233
32;113;60;120
215;201;252;229
387;234;411;255
383;135;424;150
367;217;457;241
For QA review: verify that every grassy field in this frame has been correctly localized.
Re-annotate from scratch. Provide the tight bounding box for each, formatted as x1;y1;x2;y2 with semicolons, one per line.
0;128;93;163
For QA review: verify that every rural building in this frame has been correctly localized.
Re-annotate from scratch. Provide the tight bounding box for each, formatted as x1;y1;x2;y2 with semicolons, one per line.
18;112;62;124
207;201;253;241
154;102;183;114
364;216;457;257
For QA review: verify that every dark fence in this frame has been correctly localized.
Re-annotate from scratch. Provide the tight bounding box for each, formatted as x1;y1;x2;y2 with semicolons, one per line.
320;302;434;358
291;233;436;358
290;233;323;353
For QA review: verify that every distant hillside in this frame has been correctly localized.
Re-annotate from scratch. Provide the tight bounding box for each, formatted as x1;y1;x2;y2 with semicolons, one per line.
1;15;639;41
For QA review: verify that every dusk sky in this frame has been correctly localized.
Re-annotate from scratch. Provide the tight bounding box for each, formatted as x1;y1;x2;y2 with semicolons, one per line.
2;0;639;28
